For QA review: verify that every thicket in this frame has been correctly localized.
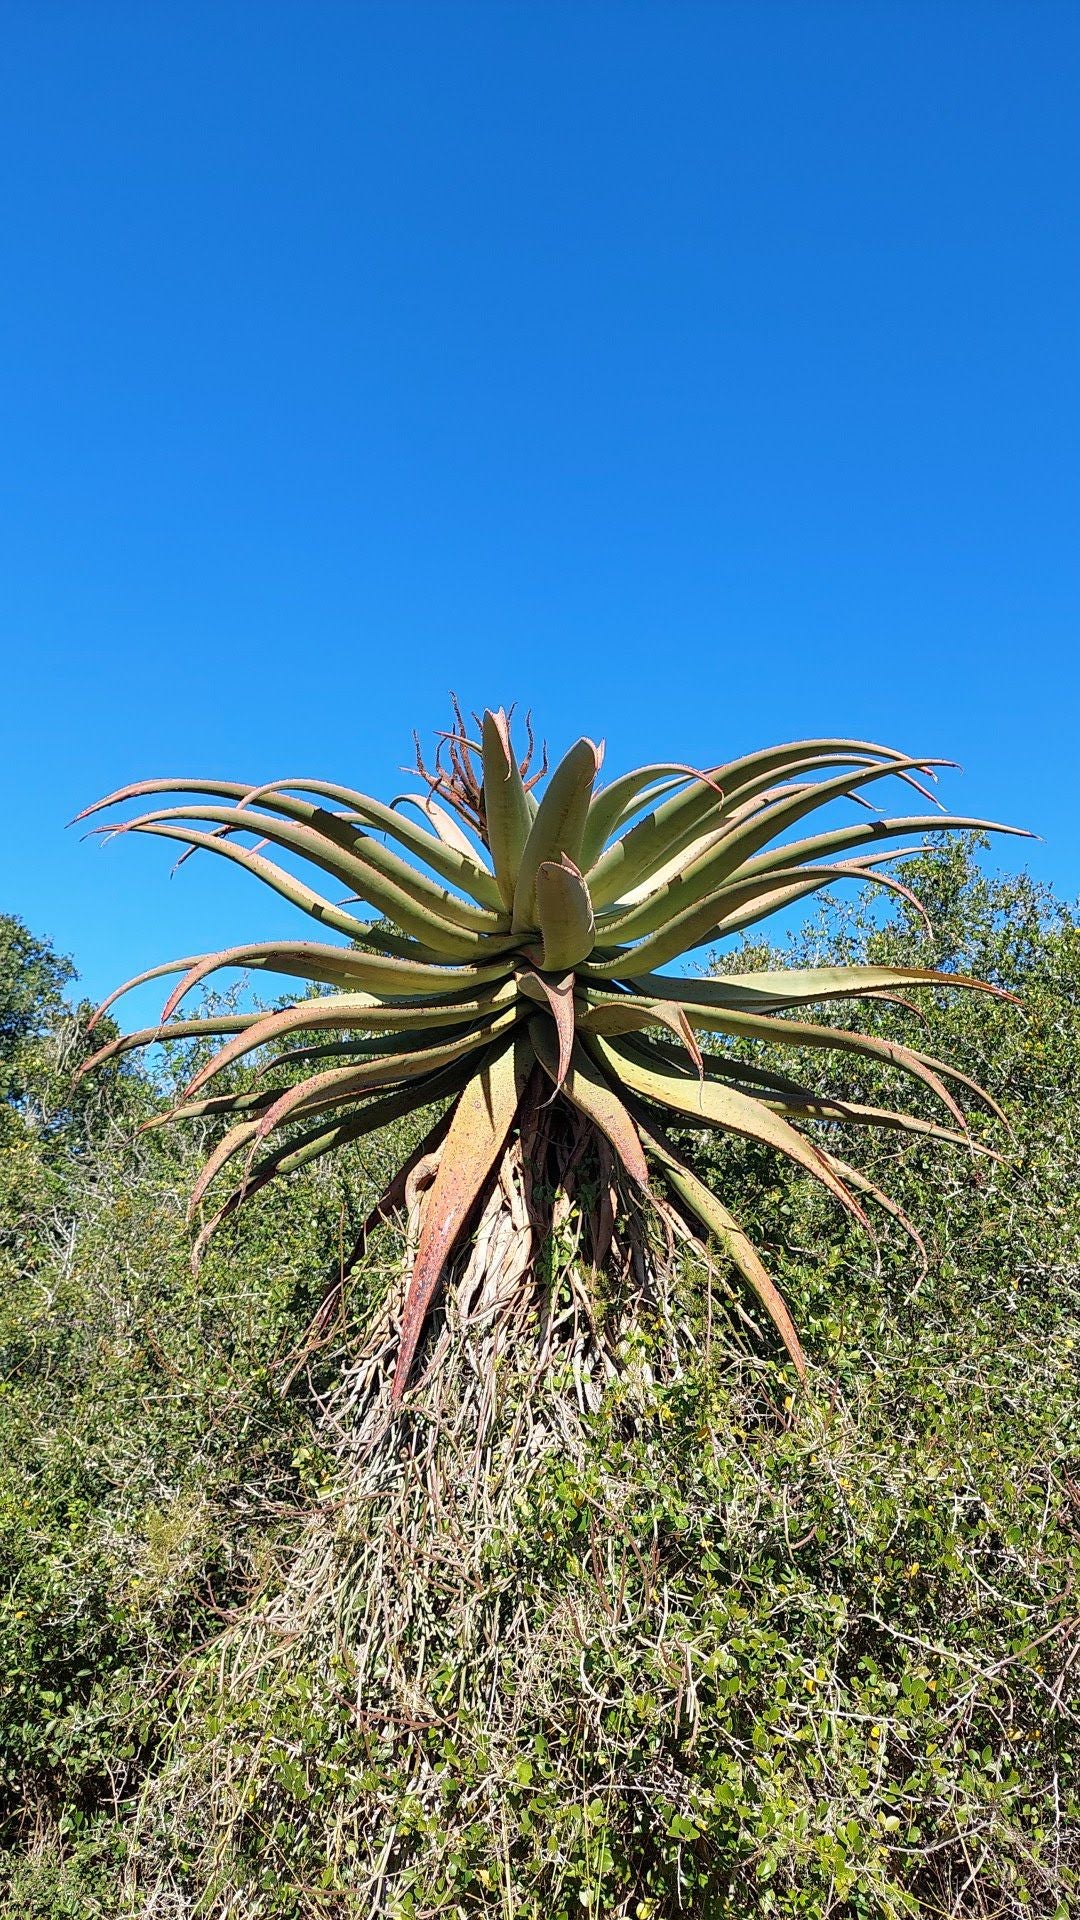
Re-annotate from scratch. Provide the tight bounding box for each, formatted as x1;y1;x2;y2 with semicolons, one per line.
1;845;1077;1917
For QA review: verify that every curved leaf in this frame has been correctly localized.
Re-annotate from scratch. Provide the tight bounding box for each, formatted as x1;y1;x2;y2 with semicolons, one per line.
103;802;509;952
586;1031;869;1231
482;709;534;910
391;1034;525;1401
587;864;901;977
580;765;708;869
529;1020;649;1187
78;1013;261;1080
190;1078;466;1268
633;1106;806;1378
76;774;504;912
626;964;1017;1015
819;1148;928;1272
598;759;949;943
242;777;501;905
586;991;981;1129
158;942;512;1024
534;856;596;972
179;980;519;1102
512;736;603;930
94;821;431;953
391;792;495;871
516;966;576;1090
252;1005;522;1140
578;993;704;1071
585;742;920;909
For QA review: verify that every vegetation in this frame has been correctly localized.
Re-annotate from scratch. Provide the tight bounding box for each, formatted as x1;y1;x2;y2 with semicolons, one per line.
0;839;1077;1917
78;711;1024;1397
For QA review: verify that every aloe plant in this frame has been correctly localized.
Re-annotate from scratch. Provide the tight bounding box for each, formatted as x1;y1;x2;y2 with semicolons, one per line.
77;705;1023;1399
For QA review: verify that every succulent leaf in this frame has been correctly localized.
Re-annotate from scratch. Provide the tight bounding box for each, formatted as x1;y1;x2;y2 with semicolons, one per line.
534;856;596;972
482;710;535;909
580;764;708;869
512;737;603;930
76;774;504;910
586;1030;869;1229
584;741;917;909
391;1034;524;1401
530;1021;649;1188
634;1108;806;1379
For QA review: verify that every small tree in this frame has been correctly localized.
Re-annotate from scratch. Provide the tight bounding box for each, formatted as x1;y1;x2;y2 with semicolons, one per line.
78;707;1022;1400
0;915;76;1141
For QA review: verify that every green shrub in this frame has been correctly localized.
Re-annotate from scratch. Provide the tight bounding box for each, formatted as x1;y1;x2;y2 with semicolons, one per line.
1;851;1077;1917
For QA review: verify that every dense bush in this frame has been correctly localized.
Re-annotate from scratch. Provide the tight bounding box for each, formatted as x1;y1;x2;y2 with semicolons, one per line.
0;852;1076;1917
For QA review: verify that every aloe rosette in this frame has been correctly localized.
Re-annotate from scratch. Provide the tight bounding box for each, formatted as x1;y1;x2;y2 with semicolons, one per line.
77;705;1023;1399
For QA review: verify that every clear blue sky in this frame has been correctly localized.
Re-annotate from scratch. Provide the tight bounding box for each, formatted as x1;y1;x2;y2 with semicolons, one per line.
2;2;1077;1012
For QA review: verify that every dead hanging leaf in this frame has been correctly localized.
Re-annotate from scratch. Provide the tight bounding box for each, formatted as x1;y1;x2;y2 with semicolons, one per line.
391;1035;525;1403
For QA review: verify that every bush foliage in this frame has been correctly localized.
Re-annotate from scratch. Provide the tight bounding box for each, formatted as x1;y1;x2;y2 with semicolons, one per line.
0;847;1077;1917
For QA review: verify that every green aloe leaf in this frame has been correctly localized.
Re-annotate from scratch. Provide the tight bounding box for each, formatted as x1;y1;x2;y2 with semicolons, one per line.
185;1049;479;1221
76;774;504;911
516;966;576;1089
482;709;535;910
105;802;510;952
190;1082;463;1268
598;759;948;944
179;980;519;1103
749;1090;999;1148
244;778;501;905
736;814;1032;894
251;1005;522;1140
140;1086;282;1130
86;943;490;1034
590;829;1019;975
155;943;512;1024
607;826;728;910
589;991;991;1128
78;1013;262;1079
616;1028;998;1146
633;1106;807;1379
586;1030;868;1230
818;1148;928;1272
577;993;703;1070
95;821;438;955
533;856;596;972
391;791;494;870
627;963;1016;1015
512;737;603;930
585;741;919;909
579;764;705;869
586;866;889;977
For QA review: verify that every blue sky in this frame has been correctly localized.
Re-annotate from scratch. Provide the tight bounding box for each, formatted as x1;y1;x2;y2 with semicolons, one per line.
2;1;1077;1013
